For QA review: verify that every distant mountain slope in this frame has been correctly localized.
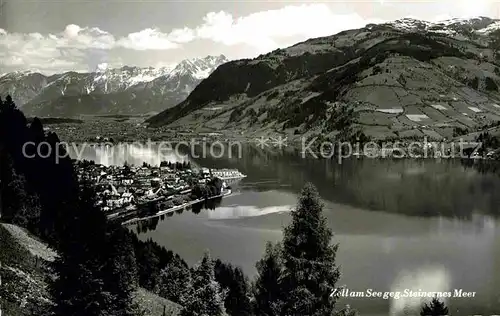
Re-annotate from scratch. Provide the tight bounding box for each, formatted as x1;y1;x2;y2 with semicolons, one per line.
146;17;500;140
0;55;228;117
0;71;49;105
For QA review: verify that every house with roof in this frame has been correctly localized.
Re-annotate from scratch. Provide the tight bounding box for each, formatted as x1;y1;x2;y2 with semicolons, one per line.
122;192;134;204
122;178;134;185
116;186;127;195
136;167;150;177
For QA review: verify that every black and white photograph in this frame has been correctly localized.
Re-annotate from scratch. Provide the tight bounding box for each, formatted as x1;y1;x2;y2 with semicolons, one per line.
1;0;500;315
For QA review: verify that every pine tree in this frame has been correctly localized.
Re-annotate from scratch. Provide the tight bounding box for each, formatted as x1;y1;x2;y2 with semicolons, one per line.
280;182;340;316
12;190;41;233
335;304;358;316
52;184;138;316
136;241;162;291
3;95;16;111
52;197;138;316
227;267;252;316
0;164;41;231
1;167;26;220
420;297;449;316
29;117;45;145
1;96;138;316
253;242;284;316
214;260;253;316
158;259;192;303
103;223;139;315
180;251;226;316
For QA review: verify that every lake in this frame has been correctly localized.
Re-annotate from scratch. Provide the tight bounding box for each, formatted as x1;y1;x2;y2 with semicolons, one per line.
69;143;500;316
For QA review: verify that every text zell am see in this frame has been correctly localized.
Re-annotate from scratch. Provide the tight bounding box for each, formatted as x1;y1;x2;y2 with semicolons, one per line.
331;288;476;300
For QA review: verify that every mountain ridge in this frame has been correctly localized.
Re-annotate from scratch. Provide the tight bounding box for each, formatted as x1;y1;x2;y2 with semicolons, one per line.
0;54;228;116
146;17;500;141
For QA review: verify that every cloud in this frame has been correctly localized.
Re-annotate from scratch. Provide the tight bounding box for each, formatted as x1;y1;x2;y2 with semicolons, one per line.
64;24;81;38
0;4;382;74
0;3;469;74
193;5;386;52
167;28;196;44
117;28;179;50
0;23;195;73
4;56;24;66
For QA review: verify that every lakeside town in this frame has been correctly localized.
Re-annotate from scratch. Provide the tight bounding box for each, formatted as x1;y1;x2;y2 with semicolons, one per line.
74;159;246;223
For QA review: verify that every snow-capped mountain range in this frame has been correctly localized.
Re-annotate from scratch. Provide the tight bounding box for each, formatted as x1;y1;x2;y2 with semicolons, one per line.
385;17;500;34
0;54;228;116
5;16;500;121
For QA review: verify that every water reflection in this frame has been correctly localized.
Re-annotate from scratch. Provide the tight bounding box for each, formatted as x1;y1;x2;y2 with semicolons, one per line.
72;143;500;315
389;265;452;315
462;158;500;175
188;145;500;218
133;197;223;234
191;197;222;214
206;204;292;220
67;143;188;166
135;216;160;234
70;142;500;218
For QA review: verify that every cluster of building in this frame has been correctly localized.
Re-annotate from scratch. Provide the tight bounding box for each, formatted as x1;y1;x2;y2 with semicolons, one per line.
74;161;245;214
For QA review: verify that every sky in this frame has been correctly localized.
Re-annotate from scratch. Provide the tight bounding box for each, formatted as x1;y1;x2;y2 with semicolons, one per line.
1;0;500;75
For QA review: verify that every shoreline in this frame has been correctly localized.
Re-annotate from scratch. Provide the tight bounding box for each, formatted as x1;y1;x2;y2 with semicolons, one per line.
121;190;232;226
